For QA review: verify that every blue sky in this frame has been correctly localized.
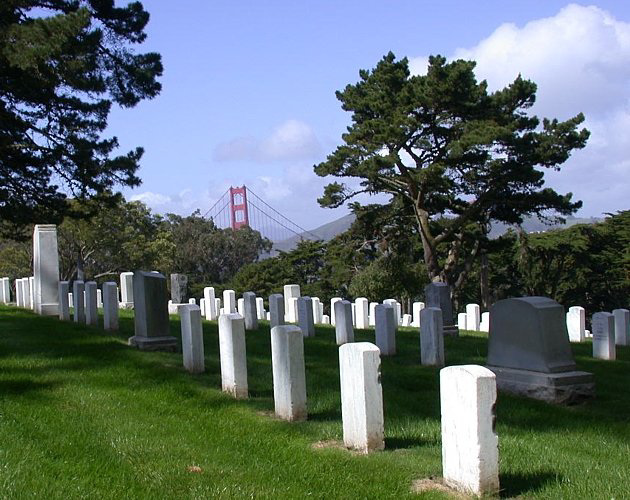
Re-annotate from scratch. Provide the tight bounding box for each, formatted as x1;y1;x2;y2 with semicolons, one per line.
107;1;630;229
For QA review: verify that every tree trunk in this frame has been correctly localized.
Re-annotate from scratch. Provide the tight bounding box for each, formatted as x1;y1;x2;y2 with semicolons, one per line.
480;252;490;309
76;254;85;281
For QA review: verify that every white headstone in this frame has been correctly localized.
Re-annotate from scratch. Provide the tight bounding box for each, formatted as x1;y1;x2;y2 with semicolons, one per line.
311;297;322;324
180;304;205;374
339;342;384;453
73;280;85;324
383;299;398;325
592;312;615;360
330;297;342;325
283;284;301;322
412;301;425;327
566;306;586;343
457;312;468;331
271;325;307;421
440;365;499;496
612;309;630;346
334;299;354;345
401;313;412;327
58;281;70;321
466;303;481;332
322;314;330;325
102;282;119;331
256;297;265;320
480;312;490;333
420;307;444;366
203;286;217;320
85;281;98;326
188;298;196;305
28;276;34;310
219;313;248;398
237;297;244;316
223;289;236;314
375;304;396;355
355;297;369;329
200;298;206;316
368;302;378;326
119;272;134;307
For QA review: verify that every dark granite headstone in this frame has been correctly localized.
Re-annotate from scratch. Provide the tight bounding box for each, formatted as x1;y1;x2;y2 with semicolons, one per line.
128;271;177;351
243;291;258;331
487;296;594;404
269;293;285;329
424;282;458;337
170;273;188;304
297;296;315;338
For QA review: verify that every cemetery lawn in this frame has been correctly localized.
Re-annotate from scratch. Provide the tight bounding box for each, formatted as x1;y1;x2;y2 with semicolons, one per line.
1;306;629;499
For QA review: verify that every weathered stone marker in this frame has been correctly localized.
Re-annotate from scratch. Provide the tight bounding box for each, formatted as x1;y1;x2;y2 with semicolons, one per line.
334;299;354;345
269;293;285;329
237;297;244;316
374;304;396;355
369;302;377;326
487;296;594;404
85;281;98;326
354;297;369;329
457;312;467;331
566;305;586;343
170;273;188;304
179;304;205;374
243;291;258;330
203;286;217;320
119;272;134;308
412;301;425;327
58;281;70;321
592;312;615;360
256;297;265;321
128;271;177;351
73;280;85;324
1;277;10;303
612;309;630;346
271;325;307;421
420;307;444;366
32;224;60;315
219;313;248;398
440;365;499;496
339;342;384;453
297;296;315;337
102;282;119;331
425;282;458;336
330;297;342;325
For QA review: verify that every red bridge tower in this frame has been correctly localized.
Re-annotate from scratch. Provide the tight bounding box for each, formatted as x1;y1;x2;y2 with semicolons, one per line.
229;186;249;230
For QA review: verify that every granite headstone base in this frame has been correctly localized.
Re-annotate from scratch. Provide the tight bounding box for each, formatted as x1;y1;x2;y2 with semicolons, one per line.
487;365;594;405
128;335;178;352
443;325;459;337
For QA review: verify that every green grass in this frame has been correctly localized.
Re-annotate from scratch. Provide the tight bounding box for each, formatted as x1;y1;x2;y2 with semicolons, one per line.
1;305;629;499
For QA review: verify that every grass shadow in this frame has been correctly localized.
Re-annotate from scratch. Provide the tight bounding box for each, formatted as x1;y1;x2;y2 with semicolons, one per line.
499;470;560;498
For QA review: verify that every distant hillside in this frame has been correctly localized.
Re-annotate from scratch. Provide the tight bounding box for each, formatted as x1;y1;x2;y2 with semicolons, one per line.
269;213;601;254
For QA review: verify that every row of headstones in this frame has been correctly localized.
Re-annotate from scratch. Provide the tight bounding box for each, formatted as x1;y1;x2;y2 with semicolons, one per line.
177;302;497;496
456;303;489;332
57;280;120;331
566;305;630;349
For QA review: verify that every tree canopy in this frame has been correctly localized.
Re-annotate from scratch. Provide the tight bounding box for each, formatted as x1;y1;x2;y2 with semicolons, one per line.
315;53;589;290
0;1;162;235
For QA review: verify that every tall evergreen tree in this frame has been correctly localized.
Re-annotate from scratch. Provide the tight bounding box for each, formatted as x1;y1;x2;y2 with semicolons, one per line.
0;1;162;235
315;53;589;290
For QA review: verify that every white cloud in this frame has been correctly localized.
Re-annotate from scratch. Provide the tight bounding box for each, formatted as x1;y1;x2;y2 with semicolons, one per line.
130;191;172;206
409;3;630;217
214;119;322;163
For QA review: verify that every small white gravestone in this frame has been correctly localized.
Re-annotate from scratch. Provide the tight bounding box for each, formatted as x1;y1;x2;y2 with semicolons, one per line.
219;313;248;398
480;312;490;333
188;298;196;305
368;302;378;326
58;282;70;321
102;282;119;331
214;298;221;316
440;365;499;496
73;280;85;324
237;297;244;316
330;297;342;325
420;307;444;366
96;289;103;308
271;325;307;421
283;284;301;322
288;297;298;324
334;300;354;345
339;342;384;453
28;276;34;310
351;303;356;326
256;297;266;321
592;312;615;360
32;225;60;315
612;309;630;346
566;306;586;342
266;312;271;321
200;298;206;316
318;301;324;323
401;314;412;327
322;314;330;325
466;303;481;332
85;281;98;326
119;272;134;308
223;289;236;314
412;301;425;327
311;297;322;324
203;286;217;320
375;304;396;355
457;312;468;331
180;304;205;374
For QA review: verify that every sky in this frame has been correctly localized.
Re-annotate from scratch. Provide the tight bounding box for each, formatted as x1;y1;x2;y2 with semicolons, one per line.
106;1;630;229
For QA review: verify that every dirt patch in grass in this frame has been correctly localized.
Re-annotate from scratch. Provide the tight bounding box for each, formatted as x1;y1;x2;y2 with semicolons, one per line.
411;478;470;498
